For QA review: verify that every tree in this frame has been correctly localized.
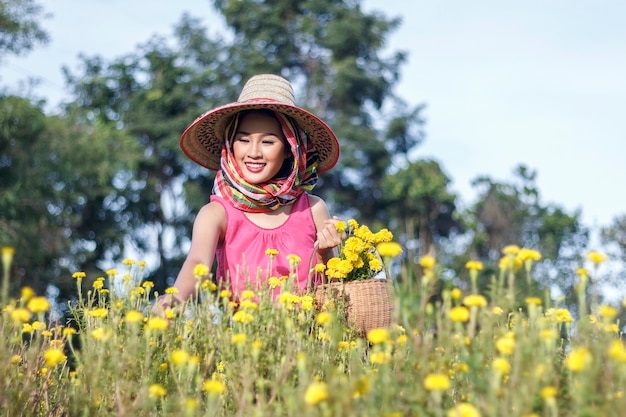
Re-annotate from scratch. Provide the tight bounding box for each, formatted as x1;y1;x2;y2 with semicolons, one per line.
0;0;48;61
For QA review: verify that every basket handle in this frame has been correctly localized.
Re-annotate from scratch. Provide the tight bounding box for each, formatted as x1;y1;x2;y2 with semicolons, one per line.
306;241;321;292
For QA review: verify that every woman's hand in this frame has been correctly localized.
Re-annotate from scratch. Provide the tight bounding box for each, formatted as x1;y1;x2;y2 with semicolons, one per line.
315;216;344;252
150;293;183;318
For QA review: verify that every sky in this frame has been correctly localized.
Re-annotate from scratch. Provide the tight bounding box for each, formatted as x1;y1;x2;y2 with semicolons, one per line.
3;0;626;233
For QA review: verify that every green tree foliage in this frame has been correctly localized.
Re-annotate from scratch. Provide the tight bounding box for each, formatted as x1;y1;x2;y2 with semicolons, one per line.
458;165;588;299
0;0;48;61
0;95;140;299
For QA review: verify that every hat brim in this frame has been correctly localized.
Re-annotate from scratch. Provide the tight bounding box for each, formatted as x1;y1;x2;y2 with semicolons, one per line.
180;99;340;174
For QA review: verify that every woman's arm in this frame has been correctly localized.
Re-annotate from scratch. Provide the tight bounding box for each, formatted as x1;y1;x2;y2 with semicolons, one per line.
309;194;342;263
152;201;226;314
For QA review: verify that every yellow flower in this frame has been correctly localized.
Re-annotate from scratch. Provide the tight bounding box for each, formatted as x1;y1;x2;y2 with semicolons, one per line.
239;299;258;310
2;246;15;267
231;333;247;344
465;260;483;271
463;294;487;308
164;287;179;295
376;242;403;258
91;327;111;341
449;306;470;322
220;290;232;298
304;381;329;406
287;254;301;264
202;379;226;395
540;386;557;399
598;304;618;319
447;402;481;417
502;245;520;255
193;263;210;277
369;351;391;365
11;308;32;323
32;321;46;331
268;276;281;288
451;288;462;300
587;250;607;265
232;311;253;324
44;348;67;367
122;259;134;266
62;327;77;336
366;328;390;345
92;280;104;290
316;312;332;325
170;349;190;366
495;333;516;355
419;255;436;269
142;281;155;288
241;290;255;300
545;308;573;323
10;355;22;364
607;340;626;363
423;373;451;391
314;263;326;273
518;248;541;261
145;317;169;331
105;269;117;276
87;308;108;318
125;310;144;323
334;221;347;233
564;347;592;372
20;286;35;302
27;296;51;314
265;248;279;257
525;297;542;306
492;357;511;374
71;271;86;279
148;383;167;398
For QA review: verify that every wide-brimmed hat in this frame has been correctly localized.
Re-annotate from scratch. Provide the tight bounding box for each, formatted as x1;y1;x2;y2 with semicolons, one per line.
180;74;340;173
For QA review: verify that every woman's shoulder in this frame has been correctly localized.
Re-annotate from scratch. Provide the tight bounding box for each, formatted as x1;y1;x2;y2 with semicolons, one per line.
195;200;227;227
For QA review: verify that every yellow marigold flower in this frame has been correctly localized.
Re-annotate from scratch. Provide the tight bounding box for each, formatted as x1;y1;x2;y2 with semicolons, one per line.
304;381;329;406
91;327;111;341
564;347;592;372
492;306;504;316
367;328;390;345
338;341;350;352
164;287;179;294
232;311;253;324
540;386;557;399
316;312;332;325
396;334;408;345
502;245;520;255
145;317;169;331
39;367;48;376
287;254;301;264
463;294;487;308
11;308;32;323
231;333;247;344
598;304;618;319
419;255;436;269
20;286;35;301
518;248;541;261
62;327;77;336
240;290;255;300
138;261;146;268
202;379;226;395
22;323;33;333
148;383;167;398
465;260;483;271
193;263;210;277
423;373;451;391
72;271;86;279
202;280;217;291
11;355;22;364
496;334;516;356
41;330;53;337
220;290;232;298
449;306;470;322
105;269;117;276
92;280;104;290
575;267;588;277
447;402;481;417
27;296;51;314
492;357;511;375
608;340;626;363
314;263;326;273
334;221;347;233
267;276;281;288
239;299;257;310
454;362;469;373
348;219;359;229
370;351;391;365
2;246;15;265
251;339;262;350
525;297;542;306
545;308;573;323
450;288;462;300
170;349;190;366
142;281;155;288
265;248;279;257
376;242;403;258
44;348;67;367
164;309;175;319
587;250;607;265
32;321;46;331
539;329;557;340
87;308;108;318
122;258;134;266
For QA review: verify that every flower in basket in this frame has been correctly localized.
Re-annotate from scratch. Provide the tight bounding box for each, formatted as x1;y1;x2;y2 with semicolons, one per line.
323;219;399;282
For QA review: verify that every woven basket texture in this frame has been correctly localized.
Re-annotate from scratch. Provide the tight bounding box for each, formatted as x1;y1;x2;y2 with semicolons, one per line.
315;278;393;336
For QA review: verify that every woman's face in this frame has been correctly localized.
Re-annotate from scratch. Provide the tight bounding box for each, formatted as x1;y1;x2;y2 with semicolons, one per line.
232;111;290;184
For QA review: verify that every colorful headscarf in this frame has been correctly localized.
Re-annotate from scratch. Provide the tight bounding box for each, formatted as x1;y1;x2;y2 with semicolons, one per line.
212;111;319;212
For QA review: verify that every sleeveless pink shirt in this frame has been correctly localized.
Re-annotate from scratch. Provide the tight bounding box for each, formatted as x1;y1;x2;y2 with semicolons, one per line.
211;194;320;298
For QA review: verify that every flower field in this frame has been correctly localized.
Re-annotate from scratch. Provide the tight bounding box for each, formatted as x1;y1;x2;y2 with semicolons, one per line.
1;244;625;417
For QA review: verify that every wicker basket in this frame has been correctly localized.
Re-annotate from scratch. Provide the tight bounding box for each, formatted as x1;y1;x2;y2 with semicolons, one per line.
314;278;393;336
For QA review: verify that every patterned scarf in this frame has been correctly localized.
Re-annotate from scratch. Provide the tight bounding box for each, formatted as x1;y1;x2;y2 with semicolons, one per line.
212;111;319;212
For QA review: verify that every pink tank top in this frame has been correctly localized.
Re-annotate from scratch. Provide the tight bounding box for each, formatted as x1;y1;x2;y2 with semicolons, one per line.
211;194;320;298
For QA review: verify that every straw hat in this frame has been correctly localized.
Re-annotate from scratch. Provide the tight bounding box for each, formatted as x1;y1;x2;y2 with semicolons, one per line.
180;74;340;173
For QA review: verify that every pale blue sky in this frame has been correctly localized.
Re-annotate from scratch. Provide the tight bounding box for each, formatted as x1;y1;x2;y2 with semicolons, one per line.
3;0;625;231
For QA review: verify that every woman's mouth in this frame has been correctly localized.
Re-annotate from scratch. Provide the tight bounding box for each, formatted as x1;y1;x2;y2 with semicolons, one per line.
245;162;266;173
